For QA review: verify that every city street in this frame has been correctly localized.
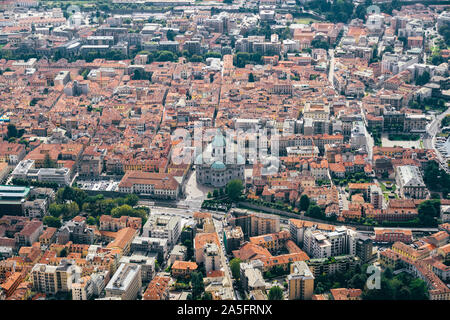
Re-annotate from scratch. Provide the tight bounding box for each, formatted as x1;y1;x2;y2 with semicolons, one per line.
328;49;335;84
213;218;236;300
423;106;450;173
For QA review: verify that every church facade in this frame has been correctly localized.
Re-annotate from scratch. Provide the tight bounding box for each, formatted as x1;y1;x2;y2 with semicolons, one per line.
195;132;245;188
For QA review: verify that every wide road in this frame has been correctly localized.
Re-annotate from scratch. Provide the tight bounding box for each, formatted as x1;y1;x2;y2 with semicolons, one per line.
328;49;335;84
142;204;440;233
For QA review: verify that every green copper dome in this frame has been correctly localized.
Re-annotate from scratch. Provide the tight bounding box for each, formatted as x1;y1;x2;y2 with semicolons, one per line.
211;161;226;170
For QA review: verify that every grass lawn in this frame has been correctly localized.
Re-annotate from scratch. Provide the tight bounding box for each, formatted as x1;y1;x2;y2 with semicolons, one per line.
294;18;320;24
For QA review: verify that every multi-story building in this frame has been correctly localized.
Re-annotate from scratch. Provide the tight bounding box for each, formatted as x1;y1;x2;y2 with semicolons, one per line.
0;142;26;164
142;215;181;246
105;263;142;300
194;232;221;265
223;226;244;254
249;230;290;253
13;219;43;247
131;237;168;259
395;165;428;199
72;276;94;300
78;146;105;177
303;226;356;259
203;242;221;273
57;220;95;245
240;260;266;292
287;261;315;300
355;236;374;263
288;219;335;246
31;261;81;295
169;244;187;265
119;254;156;283
374;228;413;243
11;160;71;186
0;189;33;216
143;276;170;300
307;255;360;277
22;199;48;218
39;227;57;248
229;209;280;237
118;171;180;200
99;215;142;232
171;260;198;279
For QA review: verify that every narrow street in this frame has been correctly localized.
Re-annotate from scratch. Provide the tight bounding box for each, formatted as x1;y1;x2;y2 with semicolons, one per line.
213;218;236;300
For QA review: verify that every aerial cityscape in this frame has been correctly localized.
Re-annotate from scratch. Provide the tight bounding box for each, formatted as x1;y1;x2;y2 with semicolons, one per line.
0;0;450;303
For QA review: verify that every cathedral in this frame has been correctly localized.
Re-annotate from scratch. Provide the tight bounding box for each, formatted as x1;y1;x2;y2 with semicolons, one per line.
195;131;245;188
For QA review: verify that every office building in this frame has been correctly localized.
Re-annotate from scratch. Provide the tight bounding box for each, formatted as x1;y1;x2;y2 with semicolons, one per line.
105;263;142;300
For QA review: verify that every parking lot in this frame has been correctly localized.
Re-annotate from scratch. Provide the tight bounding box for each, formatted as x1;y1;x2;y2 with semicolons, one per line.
77;179;120;192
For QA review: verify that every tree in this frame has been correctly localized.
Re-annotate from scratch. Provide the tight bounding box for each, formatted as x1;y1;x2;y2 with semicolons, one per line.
201;292;213;300
417;199;440;226
268;286;284;300
59;247;68;257
49;203;63;217
248;73;255;82
349;274;367;290
415;71;430;86
311;39;329;50
306;205;324;219
190;55;203;63
43;216;61;228
124;194;139;207
166;29;175;41
86;216;96;225
226;179;244;201
423;161;450;198
299;194;310;211
111;204;134;217
230;258;241;280
383;45;394;54
384;267;394;279
191;272;205;300
409;278;428;300
397;286;411;300
183;239;194;261
363;277;394;300
6;124;18;139
43;153;57;168
63;202;80;220
156;51;177;62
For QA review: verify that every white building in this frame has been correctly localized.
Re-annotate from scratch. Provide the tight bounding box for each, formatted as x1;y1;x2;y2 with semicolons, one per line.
395;165;427;199
203;242;221;273
120;253;156;282
142;214;181;246
303;226;356;259
12;159;71;185
105;263;142;300
72;276;95;300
